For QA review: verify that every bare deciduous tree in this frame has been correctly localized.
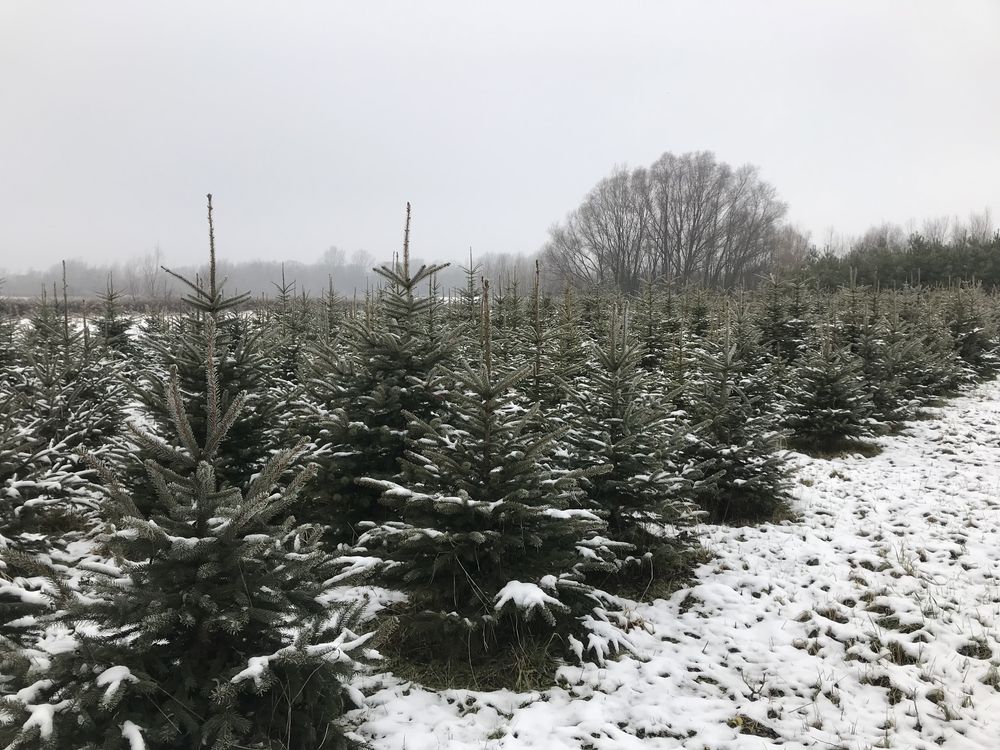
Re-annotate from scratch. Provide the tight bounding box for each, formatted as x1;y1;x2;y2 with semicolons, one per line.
543;151;788;291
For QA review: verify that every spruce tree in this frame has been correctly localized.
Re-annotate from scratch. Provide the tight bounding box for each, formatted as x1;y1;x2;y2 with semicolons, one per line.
301;204;452;542
0;314;367;750
785;334;876;451
135;196;280;489
356;285;619;679
1;287;124;546
679;325;789;523
944;284;999;378
564;306;700;590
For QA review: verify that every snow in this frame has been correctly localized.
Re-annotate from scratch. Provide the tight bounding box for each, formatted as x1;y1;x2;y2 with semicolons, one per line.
96;665;137;706
19;700;70;740
493;581;564;614
232;631;373;688
346;380;1000;749
120;720;145;750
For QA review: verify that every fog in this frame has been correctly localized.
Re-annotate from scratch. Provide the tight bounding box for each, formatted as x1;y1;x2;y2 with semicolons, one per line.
2;2;998;276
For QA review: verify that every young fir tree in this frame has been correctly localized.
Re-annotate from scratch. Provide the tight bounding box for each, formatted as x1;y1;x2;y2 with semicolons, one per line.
564;305;701;590
0;282;19;367
679;324;789;523
135;196;280;489
757;277;812;363
854;308;927;425
539;285;589;407
0;316;368;750
2;281;125;545
267;266;317;382
730;293;786;425
944;284;999;378
356;282;620;677
301;204;453;542
784;333;876;451
95;274;135;358
905;298;967;400
634;278;669;371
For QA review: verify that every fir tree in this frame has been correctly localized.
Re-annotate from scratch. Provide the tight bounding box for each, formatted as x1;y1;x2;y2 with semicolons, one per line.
356;285;620;678
0;318;368;750
95;274;135;358
680;326;789;523
301;204;453;542
785;334;876;450
944;284;999;378
136;195;281;488
1;290;124;545
757;278;811;363
564;305;700;590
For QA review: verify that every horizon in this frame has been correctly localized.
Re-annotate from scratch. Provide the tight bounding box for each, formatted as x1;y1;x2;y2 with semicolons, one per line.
2;2;999;273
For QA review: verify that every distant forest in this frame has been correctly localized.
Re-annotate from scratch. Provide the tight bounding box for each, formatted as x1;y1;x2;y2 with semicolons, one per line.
0;246;536;305
1;152;996;302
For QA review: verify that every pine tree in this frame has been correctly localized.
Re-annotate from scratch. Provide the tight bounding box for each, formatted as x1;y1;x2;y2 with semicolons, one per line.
0;316;368;750
356;285;620;679
301;204;453;542
564;305;700;590
785;334;876;451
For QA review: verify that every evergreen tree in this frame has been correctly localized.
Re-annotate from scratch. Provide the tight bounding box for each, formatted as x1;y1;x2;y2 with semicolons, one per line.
785;334;876;450
356;287;619;676
680;326;789;523
135;196;281;488
564;306;700;589
301;204;453;542
95;274;135;358
944;285;999;378
757;278;812;363
0;318;368;750
2;291;124;545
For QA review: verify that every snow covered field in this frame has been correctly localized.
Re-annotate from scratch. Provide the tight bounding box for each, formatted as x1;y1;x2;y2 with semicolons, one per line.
348;380;1000;749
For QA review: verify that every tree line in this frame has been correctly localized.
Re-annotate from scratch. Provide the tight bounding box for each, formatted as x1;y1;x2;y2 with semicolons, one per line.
543;150;803;292
2;199;999;748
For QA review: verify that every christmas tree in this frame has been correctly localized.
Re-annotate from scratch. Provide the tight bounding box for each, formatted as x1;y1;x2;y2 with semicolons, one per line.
564;305;701;591
301;204;453;542
785;333;876;451
0;303;368;750
356;285;622;683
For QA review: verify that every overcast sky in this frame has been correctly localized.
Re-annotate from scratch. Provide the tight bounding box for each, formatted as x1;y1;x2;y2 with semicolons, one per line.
2;1;998;272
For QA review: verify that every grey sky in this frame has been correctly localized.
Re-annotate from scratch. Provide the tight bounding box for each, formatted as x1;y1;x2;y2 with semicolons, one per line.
2;1;998;273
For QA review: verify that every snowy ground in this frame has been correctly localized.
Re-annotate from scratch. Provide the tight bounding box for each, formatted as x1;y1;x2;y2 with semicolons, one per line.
347;380;1000;749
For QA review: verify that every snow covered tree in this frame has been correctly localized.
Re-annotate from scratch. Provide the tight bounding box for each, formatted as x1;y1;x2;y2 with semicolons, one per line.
785;334;875;450
95;275;135;358
944;285;999;378
564;306;701;589
1;299;124;546
680;326;789;523
301;204;453;542
0;316;369;750
134;196;280;489
757;278;812;363
356;289;619;678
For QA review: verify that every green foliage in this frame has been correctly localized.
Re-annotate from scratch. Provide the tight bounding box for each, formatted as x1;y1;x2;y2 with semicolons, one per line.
680;329;790;523
563;306;700;586
785;334;876;450
301;207;454;542
358;316;616;670
0;317;367;750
